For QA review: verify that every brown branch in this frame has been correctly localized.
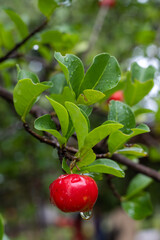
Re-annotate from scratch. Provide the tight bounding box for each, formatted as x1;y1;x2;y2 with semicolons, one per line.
23;123;59;148
1;87;160;182
0;86;13;103
0;18;48;63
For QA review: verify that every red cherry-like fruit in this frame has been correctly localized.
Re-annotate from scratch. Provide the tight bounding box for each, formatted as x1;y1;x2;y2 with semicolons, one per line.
49;174;98;213
99;0;116;8
108;90;124;102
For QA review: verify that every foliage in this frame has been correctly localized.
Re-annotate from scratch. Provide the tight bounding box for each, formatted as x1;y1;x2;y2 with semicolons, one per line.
0;1;160;237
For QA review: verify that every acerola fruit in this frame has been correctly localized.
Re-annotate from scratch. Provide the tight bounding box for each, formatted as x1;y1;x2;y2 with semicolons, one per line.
108;90;124;102
99;0;116;8
49;174;98;213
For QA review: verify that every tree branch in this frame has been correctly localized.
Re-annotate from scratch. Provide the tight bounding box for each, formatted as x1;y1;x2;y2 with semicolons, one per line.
1;86;160;182
23;123;60;148
0;86;13;103
0;18;48;63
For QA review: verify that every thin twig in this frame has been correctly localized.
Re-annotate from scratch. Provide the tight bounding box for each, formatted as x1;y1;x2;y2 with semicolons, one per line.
23;123;59;148
1;87;160;182
0;18;48;63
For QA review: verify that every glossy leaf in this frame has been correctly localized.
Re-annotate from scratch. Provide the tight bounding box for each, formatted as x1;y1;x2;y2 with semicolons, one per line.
34;114;66;145
74;147;96;168
50;86;75;106
81;159;125;178
84;122;123;149
65;102;88;149
78;105;93;117
4;8;29;38
77;89;105;105
38;0;58;17
82;172;103;181
13;79;50;122
79;53;121;94
122;192;153;220
124;76;154;106
54;52;84;97
117;145;147;157
131;62;155;82
126;174;153;199
49;73;66;94
79;107;90;131
17;67;39;83
46;96;69;136
108;100;136;129
108;124;150;154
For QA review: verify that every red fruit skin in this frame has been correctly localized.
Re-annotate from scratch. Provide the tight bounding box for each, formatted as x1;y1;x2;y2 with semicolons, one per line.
108;90;124;102
49;174;98;213
99;0;116;8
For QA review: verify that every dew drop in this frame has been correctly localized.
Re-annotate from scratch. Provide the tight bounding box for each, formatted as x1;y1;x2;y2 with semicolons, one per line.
80;210;93;220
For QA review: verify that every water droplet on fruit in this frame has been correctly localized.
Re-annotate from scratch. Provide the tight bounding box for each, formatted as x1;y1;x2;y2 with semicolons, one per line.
80;210;93;220
71;176;80;183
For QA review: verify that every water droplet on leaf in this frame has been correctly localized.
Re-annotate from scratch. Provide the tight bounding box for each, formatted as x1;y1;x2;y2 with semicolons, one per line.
80;210;93;220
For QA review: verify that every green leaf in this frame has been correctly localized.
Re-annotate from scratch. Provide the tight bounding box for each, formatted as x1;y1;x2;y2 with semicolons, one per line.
78;105;93;117
0;23;14;49
126;174;153;199
50;86;75;106
38;0;58;17
41;30;78;50
82;172;103;181
122;192;153;220
4;8;29;38
0;214;4;240
108;124;150;154
17;67;39;83
62;158;70;174
84;122;123;149
131;62;155;82
74;147;96;168
34;114;66;145
108;100;136;129
0;60;16;70
41;30;63;43
134;108;154;117
54;52;84;97
46;96;69;136
49;73;66;94
77;89;105;105
13;79;50;122
124;75;154;106
79;53;121;94
117;145;147;157
78;105;90;131
81;159;125;178
65;102;88;149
